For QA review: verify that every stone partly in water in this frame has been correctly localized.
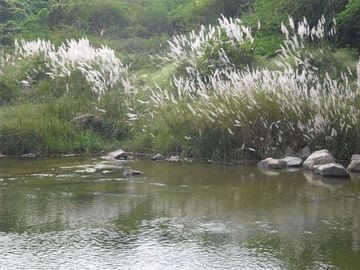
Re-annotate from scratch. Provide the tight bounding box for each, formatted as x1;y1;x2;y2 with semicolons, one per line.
303;149;335;170
21;153;36;158
123;169;143;177
348;154;360;172
69;114;102;130
314;163;350;178
106;149;128;160
0;153;5;158
280;156;303;167
151;154;165;161
258;158;287;170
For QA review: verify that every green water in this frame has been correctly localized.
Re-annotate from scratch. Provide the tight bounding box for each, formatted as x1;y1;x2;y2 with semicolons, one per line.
0;157;359;270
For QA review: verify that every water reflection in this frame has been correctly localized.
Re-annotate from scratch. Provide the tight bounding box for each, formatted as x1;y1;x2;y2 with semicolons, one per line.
303;170;348;191
0;158;359;269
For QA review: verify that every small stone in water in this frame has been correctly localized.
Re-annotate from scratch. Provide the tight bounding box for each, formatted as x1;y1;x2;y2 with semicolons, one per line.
314;163;350;178
123;169;143;177
21;153;36;158
151;153;165;161
348;154;360;172
280;156;303;167
258;158;287;170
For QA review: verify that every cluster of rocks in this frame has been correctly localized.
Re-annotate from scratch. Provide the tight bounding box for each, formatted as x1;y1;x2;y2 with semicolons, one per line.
258;149;360;178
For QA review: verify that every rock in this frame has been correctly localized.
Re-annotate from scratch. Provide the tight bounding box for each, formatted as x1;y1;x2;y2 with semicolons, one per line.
166;156;181;162
348;154;360;172
280;156;303;167
314;163;350;178
257;158;287;170
69;114;102;130
303;149;335;170
0;153;5;158
123;169;143;177
61;154;77;157
106;149;128;160
298;146;311;160
21;153;36;158
151;153;165;161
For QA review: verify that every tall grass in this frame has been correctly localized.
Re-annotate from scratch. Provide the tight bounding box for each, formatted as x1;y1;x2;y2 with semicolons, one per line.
128;16;360;160
14;38;133;97
0;16;359;159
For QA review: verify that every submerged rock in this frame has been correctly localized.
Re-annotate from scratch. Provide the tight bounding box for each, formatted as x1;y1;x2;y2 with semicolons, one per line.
69;114;102;130
348;154;360;172
123;169;143;177
303;149;335;170
280;156;303;167
257;158;287;170
314;163;350;178
106;149;128;160
151;153;165;161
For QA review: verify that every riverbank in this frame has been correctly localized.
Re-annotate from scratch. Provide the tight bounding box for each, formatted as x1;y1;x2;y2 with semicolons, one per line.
1;17;359;161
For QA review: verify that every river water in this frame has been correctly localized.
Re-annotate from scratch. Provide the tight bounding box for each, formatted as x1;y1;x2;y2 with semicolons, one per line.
0;157;359;269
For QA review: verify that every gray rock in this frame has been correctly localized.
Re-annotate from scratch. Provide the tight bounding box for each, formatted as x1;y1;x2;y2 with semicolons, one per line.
348;154;360;172
298;146;311;160
106;149;128;160
303;149;335;170
0;153;5;158
257;158;287;170
21;153;36;158
166;156;181;162
69;114;102;130
151;153;165;161
314;163;350;178
123;169;143;177
280;156;303;167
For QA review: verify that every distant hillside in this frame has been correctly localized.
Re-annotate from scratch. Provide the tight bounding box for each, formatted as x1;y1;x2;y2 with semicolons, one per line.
0;0;359;49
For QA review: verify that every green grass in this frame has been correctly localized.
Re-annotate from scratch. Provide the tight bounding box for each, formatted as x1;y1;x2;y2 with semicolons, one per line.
0;100;122;155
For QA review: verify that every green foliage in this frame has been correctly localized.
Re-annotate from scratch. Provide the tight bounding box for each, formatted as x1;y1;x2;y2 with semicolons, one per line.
0;102;108;155
0;0;360;158
337;0;360;47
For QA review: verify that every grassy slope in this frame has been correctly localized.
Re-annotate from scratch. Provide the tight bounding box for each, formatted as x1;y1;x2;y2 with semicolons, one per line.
0;0;359;159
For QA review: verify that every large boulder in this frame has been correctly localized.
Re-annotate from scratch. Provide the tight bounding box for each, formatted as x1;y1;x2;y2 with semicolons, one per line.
258;158;287;170
348;154;360;172
280;156;303;167
314;163;350;178
69;114;102;130
303;149;335;170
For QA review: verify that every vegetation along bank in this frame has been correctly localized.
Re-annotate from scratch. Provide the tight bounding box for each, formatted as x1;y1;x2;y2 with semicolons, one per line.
0;0;359;162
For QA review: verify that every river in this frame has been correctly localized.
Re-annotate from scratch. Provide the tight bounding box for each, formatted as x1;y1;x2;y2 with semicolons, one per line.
0;157;359;269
